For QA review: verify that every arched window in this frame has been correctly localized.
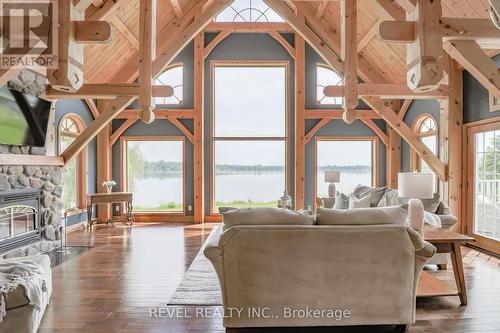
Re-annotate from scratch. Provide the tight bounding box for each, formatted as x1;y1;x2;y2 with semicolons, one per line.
316;65;343;105
59;114;87;211
155;64;183;105
215;0;284;22
411;114;438;174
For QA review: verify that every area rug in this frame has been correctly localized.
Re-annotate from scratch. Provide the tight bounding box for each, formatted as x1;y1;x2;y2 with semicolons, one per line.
168;227;223;306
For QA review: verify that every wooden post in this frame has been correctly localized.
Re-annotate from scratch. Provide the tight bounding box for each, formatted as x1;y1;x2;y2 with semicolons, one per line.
386;102;401;189
96;101;112;221
340;0;358;118
439;57;463;231
295;35;305;210
193;33;204;223
138;0;156;124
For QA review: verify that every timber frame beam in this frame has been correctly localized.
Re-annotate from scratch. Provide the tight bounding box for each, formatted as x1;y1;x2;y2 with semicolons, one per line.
46;84;173;99
363;96;447;181
324;84;449;99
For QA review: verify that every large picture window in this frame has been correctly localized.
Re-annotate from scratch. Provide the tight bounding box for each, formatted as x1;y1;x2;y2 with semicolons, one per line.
59;114;87;211
212;63;288;211
123;138;184;213
316;138;376;196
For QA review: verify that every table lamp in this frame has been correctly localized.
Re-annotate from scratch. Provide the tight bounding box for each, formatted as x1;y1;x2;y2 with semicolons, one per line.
398;172;435;235
324;171;340;197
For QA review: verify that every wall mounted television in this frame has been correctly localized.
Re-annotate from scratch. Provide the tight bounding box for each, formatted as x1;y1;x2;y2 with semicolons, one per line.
0;87;51;147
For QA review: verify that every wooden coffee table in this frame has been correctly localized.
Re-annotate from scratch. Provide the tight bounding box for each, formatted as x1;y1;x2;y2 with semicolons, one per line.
416;224;474;305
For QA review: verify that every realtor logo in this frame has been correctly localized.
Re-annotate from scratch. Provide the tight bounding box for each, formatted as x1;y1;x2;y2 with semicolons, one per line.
0;0;58;69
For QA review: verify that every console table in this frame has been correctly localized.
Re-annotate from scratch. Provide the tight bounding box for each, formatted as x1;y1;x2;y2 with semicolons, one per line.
417;224;475;305
87;192;133;229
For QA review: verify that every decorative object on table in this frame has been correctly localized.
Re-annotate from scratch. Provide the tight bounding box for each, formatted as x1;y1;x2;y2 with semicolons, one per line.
278;190;293;209
398;172;435;236
87;192;133;229
102;180;116;194
324;170;340;197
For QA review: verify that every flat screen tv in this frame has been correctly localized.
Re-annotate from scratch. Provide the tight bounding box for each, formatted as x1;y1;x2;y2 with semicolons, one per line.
0;87;51;147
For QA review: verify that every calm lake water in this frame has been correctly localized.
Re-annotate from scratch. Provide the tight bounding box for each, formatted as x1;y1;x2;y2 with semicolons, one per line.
131;171;372;208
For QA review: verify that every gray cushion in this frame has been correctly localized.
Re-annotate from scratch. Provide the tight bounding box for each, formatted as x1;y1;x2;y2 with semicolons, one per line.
378;189;441;214
222;207;314;231
333;192;349;209
316;206;408;226
438;214;458;229
352;185;388;207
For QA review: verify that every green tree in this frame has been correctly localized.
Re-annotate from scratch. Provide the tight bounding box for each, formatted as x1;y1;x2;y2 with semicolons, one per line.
478;134;500;179
128;143;145;192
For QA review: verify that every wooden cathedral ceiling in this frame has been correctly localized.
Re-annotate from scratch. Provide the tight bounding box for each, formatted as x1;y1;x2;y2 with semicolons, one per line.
82;0;493;85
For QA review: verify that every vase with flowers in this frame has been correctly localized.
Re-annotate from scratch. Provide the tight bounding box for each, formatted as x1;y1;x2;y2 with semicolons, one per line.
102;180;116;194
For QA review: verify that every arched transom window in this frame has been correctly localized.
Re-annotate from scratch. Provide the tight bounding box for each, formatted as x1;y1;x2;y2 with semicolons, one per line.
316;65;343;105
155;64;183;105
59;114;87;211
412;114;438;175
215;0;284;22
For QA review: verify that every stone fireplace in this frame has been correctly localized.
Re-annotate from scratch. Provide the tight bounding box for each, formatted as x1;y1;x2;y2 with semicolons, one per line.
0;145;64;257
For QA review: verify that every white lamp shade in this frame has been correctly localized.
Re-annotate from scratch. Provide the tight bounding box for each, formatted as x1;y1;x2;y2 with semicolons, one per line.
324;170;340;183
398;172;435;199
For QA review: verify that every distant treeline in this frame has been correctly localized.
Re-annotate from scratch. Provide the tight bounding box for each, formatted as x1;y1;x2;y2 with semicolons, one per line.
142;161;370;175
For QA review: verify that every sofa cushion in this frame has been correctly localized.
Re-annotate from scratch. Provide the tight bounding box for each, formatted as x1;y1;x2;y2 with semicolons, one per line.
352;185;388;207
349;193;371;209
316;206;408;226
438;214;458;229
333;192;349;209
222;207;314;230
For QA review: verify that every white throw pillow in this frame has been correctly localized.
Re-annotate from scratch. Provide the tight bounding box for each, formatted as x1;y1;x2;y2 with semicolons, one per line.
333;192;349;209
349;193;371;209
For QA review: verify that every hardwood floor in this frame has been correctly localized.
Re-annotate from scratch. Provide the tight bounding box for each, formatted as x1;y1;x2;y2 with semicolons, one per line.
38;223;500;333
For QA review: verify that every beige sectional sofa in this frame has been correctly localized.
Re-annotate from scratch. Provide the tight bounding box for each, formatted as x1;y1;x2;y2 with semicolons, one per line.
205;206;436;330
0;254;52;333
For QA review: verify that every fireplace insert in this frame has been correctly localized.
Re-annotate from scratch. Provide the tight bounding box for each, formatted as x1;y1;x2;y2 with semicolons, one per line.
0;188;41;253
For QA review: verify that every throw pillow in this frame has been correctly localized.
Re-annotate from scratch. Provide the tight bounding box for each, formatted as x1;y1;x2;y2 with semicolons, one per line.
349;193;371;209
420;193;441;214
221;207;314;231
218;206;237;214
352;185;388;207
333;192;349;209
316;206;408;225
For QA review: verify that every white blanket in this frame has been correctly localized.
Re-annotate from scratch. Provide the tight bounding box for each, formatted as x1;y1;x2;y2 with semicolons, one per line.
0;260;47;323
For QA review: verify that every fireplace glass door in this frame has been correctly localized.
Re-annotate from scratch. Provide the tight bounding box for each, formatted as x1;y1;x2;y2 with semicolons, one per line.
0;205;37;241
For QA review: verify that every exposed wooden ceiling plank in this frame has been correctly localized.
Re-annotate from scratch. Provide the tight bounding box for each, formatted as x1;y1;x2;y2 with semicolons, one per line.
110;16;139;50
358;18;382;53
